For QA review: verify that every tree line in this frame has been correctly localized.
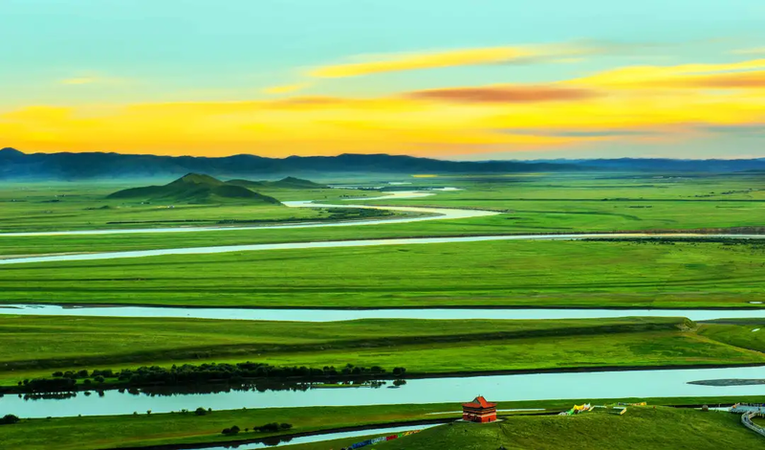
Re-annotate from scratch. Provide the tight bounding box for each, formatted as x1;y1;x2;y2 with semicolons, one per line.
6;363;407;393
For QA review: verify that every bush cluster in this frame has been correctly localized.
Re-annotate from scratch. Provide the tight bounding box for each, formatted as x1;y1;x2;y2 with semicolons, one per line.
1;414;20;425
11;362;407;394
222;422;292;435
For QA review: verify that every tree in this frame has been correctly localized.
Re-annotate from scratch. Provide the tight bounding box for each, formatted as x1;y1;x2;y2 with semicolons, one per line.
195;407;207;416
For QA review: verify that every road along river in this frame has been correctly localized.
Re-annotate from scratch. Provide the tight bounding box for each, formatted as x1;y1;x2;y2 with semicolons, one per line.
2;303;765;322
3;365;765;418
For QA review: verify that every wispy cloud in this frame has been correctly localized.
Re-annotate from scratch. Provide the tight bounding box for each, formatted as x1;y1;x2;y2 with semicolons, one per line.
262;82;311;95
568;59;765;89
500;128;661;138
696;123;765;135
309;43;596;78
732;47;765;55
404;85;597;103
59;75;126;86
60;77;98;85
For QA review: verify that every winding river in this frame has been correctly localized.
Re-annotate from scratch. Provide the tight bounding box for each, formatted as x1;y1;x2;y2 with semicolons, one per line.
0;190;762;265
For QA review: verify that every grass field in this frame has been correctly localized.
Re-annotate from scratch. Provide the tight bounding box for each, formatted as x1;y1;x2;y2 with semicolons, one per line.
2;239;764;308
2;173;765;256
0;181;382;232
1;315;764;385
0;401;761;450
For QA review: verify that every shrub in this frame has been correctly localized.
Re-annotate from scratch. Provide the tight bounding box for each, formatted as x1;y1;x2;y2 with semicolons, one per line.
222;425;240;435
257;422;280;433
0;415;20;425
280;423;293;430
195;407;207;416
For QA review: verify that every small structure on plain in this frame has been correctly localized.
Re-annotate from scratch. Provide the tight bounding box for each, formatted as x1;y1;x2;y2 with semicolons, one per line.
462;396;497;423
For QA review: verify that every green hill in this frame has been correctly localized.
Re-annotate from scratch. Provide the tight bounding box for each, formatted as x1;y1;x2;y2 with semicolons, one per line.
227;176;328;190
355;407;761;450
107;173;282;205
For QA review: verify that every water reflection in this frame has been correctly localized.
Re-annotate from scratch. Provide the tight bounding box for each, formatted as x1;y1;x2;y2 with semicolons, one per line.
4;365;765;419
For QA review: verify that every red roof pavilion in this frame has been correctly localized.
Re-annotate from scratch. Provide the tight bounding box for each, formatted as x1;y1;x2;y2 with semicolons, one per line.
462;396;497;423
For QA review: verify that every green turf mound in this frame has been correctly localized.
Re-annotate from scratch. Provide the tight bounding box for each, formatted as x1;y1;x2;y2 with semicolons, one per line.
107;173;282;204
370;407;761;449
227;176;328;190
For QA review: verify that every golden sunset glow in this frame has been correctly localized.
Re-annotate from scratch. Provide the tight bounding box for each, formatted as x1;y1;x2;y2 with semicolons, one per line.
3;51;765;157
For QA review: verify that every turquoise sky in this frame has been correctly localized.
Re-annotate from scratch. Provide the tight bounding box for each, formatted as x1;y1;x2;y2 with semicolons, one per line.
1;1;765;159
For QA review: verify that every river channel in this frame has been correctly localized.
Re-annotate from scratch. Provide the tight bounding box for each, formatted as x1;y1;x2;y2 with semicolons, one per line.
2;303;765;322
3;365;765;418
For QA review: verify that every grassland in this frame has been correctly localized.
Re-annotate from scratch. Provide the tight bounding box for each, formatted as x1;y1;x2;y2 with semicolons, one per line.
0;180;382;232
3;172;765;448
2;315;765;385
2;239;764;308
0;401;762;450
1;172;765;255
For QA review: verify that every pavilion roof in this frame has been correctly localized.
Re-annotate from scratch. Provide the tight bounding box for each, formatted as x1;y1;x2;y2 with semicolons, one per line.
462;396;497;408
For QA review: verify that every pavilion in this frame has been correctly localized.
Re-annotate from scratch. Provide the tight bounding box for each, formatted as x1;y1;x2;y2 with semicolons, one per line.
462;396;497;423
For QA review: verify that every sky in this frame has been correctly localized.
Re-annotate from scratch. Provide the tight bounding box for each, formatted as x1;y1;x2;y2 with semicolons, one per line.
1;1;765;160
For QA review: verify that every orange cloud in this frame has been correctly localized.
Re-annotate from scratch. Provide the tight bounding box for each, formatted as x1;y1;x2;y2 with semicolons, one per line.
404;85;598;103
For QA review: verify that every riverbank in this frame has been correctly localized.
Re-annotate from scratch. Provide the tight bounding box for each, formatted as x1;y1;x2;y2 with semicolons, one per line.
5;315;765;386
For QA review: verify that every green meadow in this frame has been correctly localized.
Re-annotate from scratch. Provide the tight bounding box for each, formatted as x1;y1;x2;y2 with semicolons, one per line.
0;180;383;232
1;173;764;256
1;315;765;385
2;239;764;308
314;406;763;450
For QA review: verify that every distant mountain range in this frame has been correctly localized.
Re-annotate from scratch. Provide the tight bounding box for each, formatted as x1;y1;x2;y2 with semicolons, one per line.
1;147;764;180
522;157;765;173
0;148;579;180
